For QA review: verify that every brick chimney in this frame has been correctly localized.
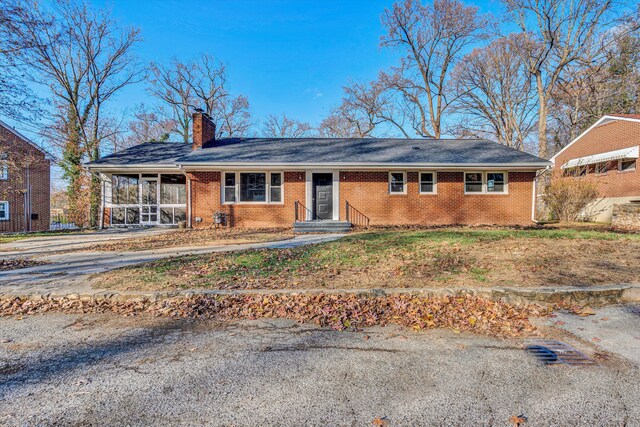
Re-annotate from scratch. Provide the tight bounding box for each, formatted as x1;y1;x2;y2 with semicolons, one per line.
192;108;216;150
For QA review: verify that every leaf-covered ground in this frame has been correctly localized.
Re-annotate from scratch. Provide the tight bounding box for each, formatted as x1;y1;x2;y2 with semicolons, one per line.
94;227;640;291
0;258;48;271
0;294;547;337
85;228;293;252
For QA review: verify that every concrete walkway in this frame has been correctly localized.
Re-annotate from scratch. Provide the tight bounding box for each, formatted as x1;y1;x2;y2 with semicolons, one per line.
0;234;344;295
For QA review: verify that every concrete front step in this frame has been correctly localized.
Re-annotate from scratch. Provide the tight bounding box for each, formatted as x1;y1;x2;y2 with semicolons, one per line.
293;220;352;233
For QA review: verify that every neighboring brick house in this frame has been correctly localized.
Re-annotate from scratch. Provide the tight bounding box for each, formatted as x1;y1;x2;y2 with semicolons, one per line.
0;119;51;232
550;115;640;222
87;111;550;230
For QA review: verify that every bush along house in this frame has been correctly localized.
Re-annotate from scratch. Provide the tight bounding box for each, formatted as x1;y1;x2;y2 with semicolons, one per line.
86;110;551;231
0;119;51;233
550;114;640;223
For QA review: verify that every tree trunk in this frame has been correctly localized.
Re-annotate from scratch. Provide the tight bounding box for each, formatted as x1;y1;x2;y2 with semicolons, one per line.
536;74;548;159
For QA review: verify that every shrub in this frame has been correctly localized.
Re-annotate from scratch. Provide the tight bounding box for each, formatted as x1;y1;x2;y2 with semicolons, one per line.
541;177;600;222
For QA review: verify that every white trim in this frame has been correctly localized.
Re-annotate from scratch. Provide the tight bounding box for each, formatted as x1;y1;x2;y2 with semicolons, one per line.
306;170;339;220
0;201;8;221
177;162;549;170
550;115;640;163
560;146;639;169
221;171;284;205
418;171;437;194
388;171;407;195
464;171;509;195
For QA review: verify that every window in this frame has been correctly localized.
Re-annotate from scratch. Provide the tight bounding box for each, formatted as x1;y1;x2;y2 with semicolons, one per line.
240;172;266;202
0;201;8;220
0;154;7;180
389;172;406;194
486;172;505;193
465;172;508;194
160;174;186;204
224;173;236;202
464;172;483;193
111;207;139;225
595;162;610;174
419;172;436;194
620;159;636;172
112;174;139;204
223;172;283;204
270;173;282;202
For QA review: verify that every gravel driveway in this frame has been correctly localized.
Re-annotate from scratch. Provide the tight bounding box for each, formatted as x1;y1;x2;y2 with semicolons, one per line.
0;311;638;426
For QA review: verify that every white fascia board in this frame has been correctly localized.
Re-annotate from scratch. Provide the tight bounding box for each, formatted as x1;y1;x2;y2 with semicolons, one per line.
178;162;551;171
550;115;640;163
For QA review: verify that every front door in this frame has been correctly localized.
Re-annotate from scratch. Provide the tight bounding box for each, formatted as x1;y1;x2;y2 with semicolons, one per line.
312;173;333;220
140;178;158;225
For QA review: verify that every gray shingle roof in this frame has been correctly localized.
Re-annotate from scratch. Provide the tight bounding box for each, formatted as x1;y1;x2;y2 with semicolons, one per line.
88;138;550;168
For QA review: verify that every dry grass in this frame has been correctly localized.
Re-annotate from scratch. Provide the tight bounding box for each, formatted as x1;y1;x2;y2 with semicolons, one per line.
94;226;640;292
85;227;294;252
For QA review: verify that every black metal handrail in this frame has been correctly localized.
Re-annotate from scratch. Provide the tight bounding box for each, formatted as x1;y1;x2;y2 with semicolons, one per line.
345;201;370;228
294;200;318;222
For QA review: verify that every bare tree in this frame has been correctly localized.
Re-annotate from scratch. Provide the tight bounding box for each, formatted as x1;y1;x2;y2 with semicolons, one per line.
380;0;490;138
262;113;312;138
503;0;614;158
451;35;537;150
148;59;195;142
548;11;640;152
149;54;252;139
0;0;48;120
123;104;175;147
10;0;142;227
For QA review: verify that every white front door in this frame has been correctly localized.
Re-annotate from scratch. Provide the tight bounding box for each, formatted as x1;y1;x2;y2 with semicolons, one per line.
140;178;158;225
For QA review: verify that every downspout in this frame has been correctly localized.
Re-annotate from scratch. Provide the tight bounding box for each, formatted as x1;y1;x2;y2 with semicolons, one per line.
179;166;192;228
99;176;105;230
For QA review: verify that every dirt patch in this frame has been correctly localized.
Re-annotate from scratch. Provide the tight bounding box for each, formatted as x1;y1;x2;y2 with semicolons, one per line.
94;228;640;292
83;227;293;252
0;258;48;271
0;294;547;337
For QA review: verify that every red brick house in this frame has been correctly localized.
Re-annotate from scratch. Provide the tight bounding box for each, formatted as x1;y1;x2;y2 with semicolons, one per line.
87;111;550;230
550;115;640;222
0;119;51;233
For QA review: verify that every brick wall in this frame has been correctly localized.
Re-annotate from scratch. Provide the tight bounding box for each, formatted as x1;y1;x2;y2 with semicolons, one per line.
0;125;50;233
188;171;306;228
553;119;640;198
187;170;536;228
339;171;535;226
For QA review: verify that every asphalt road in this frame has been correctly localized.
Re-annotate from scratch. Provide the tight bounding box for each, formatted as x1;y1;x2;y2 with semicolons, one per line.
1;309;639;426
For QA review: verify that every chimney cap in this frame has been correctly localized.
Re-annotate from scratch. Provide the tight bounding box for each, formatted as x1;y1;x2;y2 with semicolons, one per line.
194;107;204;113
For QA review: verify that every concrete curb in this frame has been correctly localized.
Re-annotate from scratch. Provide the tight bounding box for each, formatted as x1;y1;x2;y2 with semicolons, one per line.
1;284;638;306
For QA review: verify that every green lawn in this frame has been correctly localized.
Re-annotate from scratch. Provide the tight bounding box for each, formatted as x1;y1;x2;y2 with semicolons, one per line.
95;226;640;292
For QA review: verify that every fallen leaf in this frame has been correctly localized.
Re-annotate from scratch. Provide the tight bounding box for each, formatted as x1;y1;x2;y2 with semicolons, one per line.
372;416;389;426
509;414;527;426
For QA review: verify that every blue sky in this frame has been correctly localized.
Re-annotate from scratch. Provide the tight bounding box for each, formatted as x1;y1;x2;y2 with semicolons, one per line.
93;0;502;129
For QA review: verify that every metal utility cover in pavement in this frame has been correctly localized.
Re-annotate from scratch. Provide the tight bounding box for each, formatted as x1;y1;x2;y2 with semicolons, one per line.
525;339;595;366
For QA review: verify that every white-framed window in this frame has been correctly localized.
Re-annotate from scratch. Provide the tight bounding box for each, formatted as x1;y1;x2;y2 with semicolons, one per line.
464;172;508;194
464;172;483;193
389;171;406;194
619;159;637;172
224;172;236;202
0;201;8;220
222;172;284;204
0;154;8;180
486;172;506;193
419;172;436;194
